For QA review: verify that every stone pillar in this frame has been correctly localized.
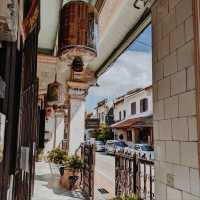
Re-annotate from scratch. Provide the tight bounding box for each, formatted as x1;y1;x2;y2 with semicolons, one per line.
68;98;85;154
152;0;200;199
67;81;88;155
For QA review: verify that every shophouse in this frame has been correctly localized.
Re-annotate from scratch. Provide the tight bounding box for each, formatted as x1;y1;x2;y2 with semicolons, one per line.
111;86;153;145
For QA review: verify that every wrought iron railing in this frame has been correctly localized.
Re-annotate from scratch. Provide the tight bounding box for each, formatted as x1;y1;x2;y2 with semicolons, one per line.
115;152;155;200
81;143;95;200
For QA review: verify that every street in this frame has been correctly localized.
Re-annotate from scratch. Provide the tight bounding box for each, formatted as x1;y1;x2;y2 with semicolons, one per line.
94;152;115;200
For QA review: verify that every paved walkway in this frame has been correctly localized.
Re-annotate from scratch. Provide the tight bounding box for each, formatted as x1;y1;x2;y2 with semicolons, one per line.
94;152;115;200
32;162;85;200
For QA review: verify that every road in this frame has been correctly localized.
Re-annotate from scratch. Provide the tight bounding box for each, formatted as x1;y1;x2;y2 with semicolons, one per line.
94;152;115;200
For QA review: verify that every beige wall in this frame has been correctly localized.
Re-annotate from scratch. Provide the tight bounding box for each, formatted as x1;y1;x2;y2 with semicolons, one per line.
152;0;200;199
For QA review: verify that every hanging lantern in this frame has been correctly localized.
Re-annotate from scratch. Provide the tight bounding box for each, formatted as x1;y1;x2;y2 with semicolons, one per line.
58;0;98;72
47;74;65;106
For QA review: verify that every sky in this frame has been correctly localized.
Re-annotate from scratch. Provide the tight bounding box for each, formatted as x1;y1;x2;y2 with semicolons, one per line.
86;25;152;112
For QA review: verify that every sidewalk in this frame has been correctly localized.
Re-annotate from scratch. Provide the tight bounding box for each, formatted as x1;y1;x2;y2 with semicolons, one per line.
32;162;85;200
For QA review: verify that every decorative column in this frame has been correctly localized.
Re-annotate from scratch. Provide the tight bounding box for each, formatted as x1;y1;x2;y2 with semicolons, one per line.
67;81;89;154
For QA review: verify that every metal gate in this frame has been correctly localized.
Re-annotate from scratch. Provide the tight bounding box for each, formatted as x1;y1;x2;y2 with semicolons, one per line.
115;152;155;200
81;143;95;200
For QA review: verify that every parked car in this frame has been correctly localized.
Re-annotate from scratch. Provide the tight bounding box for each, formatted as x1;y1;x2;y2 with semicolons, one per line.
105;140;128;155
95;140;105;152
125;144;154;160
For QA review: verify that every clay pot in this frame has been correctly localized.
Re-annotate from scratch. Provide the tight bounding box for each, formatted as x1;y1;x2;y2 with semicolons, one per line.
60;168;81;190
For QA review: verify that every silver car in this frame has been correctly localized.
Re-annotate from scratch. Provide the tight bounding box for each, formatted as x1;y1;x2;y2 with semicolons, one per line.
95;141;105;152
126;144;154;160
105;140;128;155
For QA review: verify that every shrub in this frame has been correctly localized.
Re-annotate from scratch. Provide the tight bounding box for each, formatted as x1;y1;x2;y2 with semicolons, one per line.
47;148;68;165
64;155;84;170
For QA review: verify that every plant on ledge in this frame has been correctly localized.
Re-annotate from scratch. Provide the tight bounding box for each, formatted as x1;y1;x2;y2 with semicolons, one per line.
47;148;68;165
110;194;143;200
64;155;84;171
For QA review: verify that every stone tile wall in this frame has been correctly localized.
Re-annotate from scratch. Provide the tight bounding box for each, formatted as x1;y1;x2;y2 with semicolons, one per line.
151;0;200;199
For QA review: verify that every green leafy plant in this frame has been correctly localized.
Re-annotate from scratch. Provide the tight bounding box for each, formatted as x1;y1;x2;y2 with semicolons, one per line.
91;123;112;141
110;193;143;200
64;156;84;170
47;148;68;165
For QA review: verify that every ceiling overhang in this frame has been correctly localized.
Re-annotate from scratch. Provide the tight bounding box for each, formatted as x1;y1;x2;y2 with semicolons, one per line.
37;0;153;95
88;0;153;77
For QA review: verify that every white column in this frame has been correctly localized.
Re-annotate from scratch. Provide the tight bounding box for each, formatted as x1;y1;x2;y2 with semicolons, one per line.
68;98;85;154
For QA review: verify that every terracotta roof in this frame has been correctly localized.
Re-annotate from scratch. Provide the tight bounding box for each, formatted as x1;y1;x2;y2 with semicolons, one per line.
111;116;153;129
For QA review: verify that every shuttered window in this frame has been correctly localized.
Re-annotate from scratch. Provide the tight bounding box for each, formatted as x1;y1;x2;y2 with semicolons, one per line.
131;102;136;115
140;98;148;113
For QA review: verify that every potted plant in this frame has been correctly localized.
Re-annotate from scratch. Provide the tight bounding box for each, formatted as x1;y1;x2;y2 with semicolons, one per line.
47;148;68;165
110;194;143;200
60;155;84;190
47;148;68;176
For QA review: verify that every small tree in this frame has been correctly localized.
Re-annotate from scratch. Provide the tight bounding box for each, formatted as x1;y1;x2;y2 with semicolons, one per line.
91;123;111;141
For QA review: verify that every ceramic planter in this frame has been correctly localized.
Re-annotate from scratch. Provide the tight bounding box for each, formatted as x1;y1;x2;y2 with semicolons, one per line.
60;168;81;190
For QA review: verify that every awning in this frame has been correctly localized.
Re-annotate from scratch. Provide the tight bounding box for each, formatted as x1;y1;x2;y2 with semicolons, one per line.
111;116;153;129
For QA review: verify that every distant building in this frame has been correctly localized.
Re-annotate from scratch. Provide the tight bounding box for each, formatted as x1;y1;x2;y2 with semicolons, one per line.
111;86;153;146
96;99;114;125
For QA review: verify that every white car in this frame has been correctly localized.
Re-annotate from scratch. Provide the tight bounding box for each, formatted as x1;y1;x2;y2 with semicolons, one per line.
95;141;105;152
126;144;154;160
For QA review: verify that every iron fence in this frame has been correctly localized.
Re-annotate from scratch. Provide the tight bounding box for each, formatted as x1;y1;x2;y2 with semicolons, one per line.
115;152;155;200
81;143;95;200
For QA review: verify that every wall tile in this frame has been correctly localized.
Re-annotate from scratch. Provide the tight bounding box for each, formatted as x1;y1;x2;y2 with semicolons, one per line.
164;96;178;119
172;118;188;141
159;119;172;140
166;141;180;164
171;70;186;95
158;77;171;100
177;40;194;70
181;142;198;168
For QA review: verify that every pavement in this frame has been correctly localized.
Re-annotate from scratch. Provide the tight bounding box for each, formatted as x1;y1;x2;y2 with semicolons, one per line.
32;161;85;200
32;153;116;200
94;152;115;200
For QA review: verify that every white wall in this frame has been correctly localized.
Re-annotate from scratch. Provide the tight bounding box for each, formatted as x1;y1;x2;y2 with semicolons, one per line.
114;101;125;122
69;98;85;155
44;117;64;155
113;89;152;122
124;88;153;119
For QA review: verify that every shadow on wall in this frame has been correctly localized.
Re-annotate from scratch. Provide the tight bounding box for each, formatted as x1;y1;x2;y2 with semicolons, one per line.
70;100;85;121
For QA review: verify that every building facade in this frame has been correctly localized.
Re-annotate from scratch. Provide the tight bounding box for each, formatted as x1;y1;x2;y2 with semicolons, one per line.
111;86;153;145
96;99;114;125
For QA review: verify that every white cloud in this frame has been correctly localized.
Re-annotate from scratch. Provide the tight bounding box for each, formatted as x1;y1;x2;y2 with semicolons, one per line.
86;50;152;110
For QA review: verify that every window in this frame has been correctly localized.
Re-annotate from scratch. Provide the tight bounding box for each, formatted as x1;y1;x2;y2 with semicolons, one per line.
131;102;136;115
119;111;122;121
123;110;126;119
140;98;148;113
102;112;104;122
127;131;132;141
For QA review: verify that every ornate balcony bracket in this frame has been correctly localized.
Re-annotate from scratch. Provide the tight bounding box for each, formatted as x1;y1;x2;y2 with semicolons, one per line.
68;81;89;100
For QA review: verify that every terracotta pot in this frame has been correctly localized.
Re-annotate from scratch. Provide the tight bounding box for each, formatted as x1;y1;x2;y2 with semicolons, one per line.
60;168;81;190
